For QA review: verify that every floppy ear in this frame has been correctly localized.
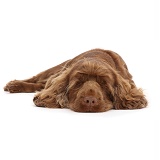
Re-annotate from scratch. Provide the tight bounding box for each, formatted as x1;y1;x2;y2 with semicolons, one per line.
47;68;71;107
34;68;70;108
113;75;148;110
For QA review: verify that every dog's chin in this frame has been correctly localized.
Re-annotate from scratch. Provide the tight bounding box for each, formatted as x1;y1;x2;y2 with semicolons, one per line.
71;107;105;113
69;103;110;113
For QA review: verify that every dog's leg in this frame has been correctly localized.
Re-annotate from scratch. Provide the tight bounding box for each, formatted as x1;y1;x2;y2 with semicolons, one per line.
4;60;69;93
33;90;60;108
4;80;45;93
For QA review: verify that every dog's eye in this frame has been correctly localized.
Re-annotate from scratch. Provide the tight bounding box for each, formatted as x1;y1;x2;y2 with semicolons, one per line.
97;77;106;85
102;79;106;85
108;93;114;102
75;81;83;88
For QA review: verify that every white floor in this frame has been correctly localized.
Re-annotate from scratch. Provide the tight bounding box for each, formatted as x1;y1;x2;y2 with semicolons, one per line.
0;85;159;160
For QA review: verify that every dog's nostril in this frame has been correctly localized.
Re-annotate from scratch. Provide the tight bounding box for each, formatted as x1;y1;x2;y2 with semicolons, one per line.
84;96;98;106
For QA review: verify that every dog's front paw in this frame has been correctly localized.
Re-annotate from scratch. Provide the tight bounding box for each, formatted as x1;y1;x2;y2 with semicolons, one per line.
33;94;46;107
125;96;148;109
4;80;23;93
33;93;58;108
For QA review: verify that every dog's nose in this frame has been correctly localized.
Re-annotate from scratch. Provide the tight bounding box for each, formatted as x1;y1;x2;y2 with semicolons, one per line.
84;96;98;107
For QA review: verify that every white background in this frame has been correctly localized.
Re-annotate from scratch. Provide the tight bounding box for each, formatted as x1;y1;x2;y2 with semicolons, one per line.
0;0;159;160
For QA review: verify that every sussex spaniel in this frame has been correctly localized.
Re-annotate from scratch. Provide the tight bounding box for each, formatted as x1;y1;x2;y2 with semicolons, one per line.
4;49;147;112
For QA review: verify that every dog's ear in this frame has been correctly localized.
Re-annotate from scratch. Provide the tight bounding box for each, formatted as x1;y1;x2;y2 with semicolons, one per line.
44;68;71;108
112;75;147;109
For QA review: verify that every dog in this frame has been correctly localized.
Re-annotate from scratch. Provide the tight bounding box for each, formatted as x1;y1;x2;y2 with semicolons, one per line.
4;49;147;112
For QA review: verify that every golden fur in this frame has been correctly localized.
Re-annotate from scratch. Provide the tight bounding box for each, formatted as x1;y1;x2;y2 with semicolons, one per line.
4;49;147;112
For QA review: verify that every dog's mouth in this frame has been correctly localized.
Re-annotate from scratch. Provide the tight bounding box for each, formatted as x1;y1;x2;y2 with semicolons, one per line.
69;97;112;113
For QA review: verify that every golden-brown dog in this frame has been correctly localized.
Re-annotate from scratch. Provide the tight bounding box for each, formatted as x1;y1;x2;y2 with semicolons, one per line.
4;49;147;112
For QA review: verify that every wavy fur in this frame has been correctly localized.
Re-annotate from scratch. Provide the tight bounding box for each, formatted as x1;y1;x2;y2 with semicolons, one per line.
4;49;148;112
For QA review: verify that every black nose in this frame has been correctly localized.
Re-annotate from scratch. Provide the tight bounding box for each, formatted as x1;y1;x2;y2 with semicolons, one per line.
83;96;98;107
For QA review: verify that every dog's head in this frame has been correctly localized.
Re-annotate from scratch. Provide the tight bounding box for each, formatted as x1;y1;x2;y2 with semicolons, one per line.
48;58;120;112
66;59;116;112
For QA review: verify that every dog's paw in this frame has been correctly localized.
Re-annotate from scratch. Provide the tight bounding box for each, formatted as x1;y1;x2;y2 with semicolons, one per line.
33;94;46;107
125;96;148;109
4;80;23;93
33;94;57;108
